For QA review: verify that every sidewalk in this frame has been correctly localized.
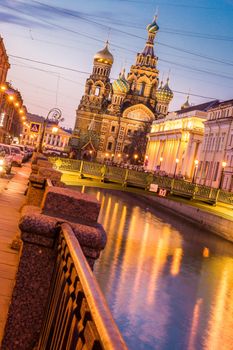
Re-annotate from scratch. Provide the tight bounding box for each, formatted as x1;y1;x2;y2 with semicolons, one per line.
0;164;30;343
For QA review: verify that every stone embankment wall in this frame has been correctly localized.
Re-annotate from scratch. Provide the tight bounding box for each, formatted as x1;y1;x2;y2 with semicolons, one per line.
1;153;107;350
144;195;233;243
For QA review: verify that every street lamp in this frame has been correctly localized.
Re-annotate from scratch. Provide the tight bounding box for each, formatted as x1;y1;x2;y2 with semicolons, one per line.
192;159;199;184
174;158;179;178
38;108;63;153
219;161;227;189
159;156;163;168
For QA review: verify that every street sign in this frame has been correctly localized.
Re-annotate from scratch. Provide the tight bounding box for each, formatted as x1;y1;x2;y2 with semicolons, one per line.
158;188;167;197
149;183;158;192
30;122;41;133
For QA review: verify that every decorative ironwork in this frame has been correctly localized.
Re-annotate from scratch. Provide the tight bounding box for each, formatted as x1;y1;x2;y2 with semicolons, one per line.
38;223;127;350
105;166;127;183
82;161;103;178
49;158;233;205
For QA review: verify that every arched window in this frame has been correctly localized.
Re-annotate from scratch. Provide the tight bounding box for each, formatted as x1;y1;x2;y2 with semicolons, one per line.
87;84;92;95
95;86;101;96
139;82;146;96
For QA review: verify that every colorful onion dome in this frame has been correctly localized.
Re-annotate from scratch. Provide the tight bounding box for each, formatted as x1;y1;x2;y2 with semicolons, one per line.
156;78;173;103
112;69;130;94
94;41;114;65
146;15;159;34
181;95;191;110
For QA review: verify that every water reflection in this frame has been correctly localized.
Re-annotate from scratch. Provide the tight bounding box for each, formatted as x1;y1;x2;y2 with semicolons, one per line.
78;187;233;350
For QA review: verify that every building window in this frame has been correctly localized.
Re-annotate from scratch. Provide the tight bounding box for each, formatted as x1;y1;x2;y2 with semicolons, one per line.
95;87;101;96
111;126;116;132
230;134;233;146
213;162;219;181
139;82;146;96
107;142;113;151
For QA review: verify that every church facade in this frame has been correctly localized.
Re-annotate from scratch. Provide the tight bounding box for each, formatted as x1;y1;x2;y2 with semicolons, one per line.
74;16;173;162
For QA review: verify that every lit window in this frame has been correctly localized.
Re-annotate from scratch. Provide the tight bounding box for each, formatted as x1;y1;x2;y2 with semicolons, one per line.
95;87;100;96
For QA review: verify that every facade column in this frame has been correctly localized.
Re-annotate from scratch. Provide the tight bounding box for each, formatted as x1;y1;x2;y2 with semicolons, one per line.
185;139;197;178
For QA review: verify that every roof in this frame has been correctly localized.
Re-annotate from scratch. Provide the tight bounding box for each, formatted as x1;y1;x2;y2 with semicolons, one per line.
175;100;219;114
208;98;233;109
26;113;44;123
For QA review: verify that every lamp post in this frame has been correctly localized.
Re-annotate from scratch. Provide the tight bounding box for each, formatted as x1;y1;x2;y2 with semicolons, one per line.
192;159;199;184
173;158;179;178
219;161;227;189
38;108;63;153
159;156;163;169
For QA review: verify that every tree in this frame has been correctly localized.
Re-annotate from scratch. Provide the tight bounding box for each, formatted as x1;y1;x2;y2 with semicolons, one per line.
126;124;150;164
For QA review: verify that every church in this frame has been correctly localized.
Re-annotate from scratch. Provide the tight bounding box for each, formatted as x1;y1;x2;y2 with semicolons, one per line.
73;16;174;162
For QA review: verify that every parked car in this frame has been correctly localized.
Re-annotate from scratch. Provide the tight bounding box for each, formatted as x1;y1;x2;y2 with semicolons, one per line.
14;144;29;162
0;144;13;174
9;145;24;166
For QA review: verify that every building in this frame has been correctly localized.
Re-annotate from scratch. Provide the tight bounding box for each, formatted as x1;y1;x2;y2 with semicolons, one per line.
0;37;27;144
0;37;10;85
146;100;218;179
74;16;174;162
196;99;233;191
21;113;71;151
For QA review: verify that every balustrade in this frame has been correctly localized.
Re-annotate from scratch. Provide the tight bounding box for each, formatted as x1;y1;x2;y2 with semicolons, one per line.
49;158;233;206
38;223;127;350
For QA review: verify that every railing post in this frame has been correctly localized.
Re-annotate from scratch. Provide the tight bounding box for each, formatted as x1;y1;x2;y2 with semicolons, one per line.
123;169;129;187
101;164;107;181
170;178;175;194
192;185;198;200
79;160;84;178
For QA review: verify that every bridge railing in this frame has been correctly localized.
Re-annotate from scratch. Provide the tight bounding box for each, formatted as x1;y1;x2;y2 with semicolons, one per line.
49;158;233;206
38;223;127;350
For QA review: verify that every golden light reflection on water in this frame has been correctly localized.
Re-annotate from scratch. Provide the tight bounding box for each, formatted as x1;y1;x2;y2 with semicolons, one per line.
204;261;233;350
188;298;203;350
86;188;233;350
170;247;183;276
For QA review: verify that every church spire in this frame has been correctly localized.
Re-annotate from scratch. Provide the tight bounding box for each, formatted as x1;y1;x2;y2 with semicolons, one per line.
136;15;159;68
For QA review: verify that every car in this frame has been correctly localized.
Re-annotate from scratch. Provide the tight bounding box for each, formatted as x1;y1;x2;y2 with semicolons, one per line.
14;144;29;162
9;145;24;166
0;144;13;174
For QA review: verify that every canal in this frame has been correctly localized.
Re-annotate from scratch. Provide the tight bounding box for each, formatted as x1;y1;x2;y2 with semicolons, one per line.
78;187;233;350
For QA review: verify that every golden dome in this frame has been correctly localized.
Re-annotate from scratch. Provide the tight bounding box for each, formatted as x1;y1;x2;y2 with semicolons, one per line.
181;96;191;109
94;41;114;65
156;79;173;103
112;69;130;94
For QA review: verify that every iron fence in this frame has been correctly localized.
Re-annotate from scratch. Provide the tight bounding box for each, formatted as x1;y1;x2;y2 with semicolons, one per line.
38;223;127;350
49;158;233;206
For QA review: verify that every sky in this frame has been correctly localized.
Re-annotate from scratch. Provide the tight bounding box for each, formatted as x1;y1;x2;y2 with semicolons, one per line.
0;0;233;128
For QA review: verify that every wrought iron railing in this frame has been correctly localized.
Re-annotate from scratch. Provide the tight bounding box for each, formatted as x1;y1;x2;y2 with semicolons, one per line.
38;223;127;350
49;158;233;206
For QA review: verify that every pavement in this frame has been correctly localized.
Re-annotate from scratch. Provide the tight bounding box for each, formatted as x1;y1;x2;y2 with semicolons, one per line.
0;163;30;344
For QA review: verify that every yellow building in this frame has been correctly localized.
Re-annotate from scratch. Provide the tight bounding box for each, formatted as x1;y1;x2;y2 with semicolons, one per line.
146;100;218;179
74;16;173;162
21;113;71;151
196;99;233;190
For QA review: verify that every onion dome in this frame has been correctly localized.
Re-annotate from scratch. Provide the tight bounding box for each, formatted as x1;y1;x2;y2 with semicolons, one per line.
181;95;191;110
156;78;173;103
112;69;130;94
94;41;114;65
146;15;159;34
